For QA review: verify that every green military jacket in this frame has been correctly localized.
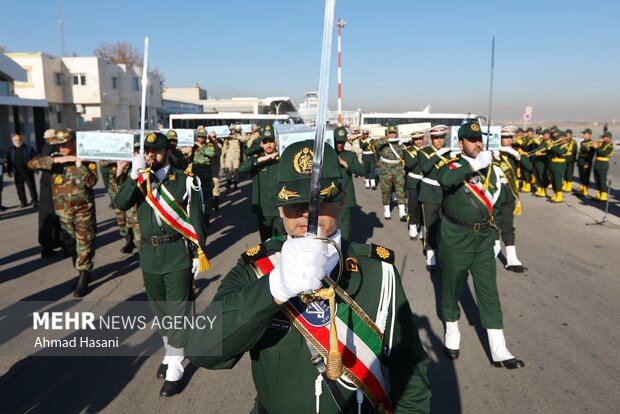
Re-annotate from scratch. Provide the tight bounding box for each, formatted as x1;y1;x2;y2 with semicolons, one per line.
115;166;208;274
186;237;431;414
417;146;447;205
577;140;596;166
169;148;189;171
337;149;367;208
359;138;376;162
239;152;280;217
403;146;424;190
566;139;578;163
437;156;502;253
547;140;570;171
594;142;615;170
28;156;98;209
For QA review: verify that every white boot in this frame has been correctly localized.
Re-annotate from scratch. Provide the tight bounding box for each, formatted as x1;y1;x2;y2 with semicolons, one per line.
365;179;370;189
493;239;501;258
383;204;391;220
370;178;376;189
426;249;436;270
487;329;514;362
445;321;461;350
505;245;525;273
398;204;407;221
165;346;185;381
409;224;418;240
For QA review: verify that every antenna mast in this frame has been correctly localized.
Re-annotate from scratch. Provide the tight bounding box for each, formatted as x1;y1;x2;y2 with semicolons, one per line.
58;0;66;56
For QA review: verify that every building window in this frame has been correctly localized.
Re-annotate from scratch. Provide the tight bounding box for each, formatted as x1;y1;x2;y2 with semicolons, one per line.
0;80;9;96
56;111;63;123
112;77;118;89
72;74;86;86
106;116;116;129
132;77;140;91
54;72;62;86
77;116;85;128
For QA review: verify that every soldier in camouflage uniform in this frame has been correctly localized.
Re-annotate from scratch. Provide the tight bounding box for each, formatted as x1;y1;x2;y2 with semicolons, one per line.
207;131;223;211
28;129;98;297
190;126;215;223
108;160;138;253
375;125;407;221
223;124;242;190
166;130;189;171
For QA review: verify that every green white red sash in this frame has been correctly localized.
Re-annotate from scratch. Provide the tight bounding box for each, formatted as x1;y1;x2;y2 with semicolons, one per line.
137;170;210;271
252;254;393;413
464;170;497;218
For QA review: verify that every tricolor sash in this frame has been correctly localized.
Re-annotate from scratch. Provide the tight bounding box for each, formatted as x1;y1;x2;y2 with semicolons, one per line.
137;170;210;271
252;254;393;413
463;169;499;218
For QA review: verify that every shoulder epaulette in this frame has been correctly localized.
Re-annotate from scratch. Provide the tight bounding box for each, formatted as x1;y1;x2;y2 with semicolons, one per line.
368;243;395;264
241;242;269;264
183;169;194;177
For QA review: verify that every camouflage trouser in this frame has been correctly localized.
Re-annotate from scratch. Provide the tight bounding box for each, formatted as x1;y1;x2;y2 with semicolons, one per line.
379;163;406;205
55;201;96;271
128;205;141;247
212;176;220;197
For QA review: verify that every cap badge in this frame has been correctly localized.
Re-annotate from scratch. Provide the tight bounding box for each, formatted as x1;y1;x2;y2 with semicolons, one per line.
146;133;157;143
293;147;314;175
277;186;301;200
471;124;480;132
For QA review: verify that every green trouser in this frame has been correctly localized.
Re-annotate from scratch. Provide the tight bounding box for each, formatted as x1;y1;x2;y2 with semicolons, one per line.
593;166;609;192
533;157;548;187
439;220;503;329
142;268;193;348
362;155;376;180
422;202;441;251
578;161;592;186
549;162;566;191
339;206;352;240
257;214;285;243
564;161;575;182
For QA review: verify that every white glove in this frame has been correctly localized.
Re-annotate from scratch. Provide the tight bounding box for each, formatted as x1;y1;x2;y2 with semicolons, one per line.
130;154;146;180
192;258;200;280
269;237;328;303
468;151;493;171
437;147;451;157
501;146;521;160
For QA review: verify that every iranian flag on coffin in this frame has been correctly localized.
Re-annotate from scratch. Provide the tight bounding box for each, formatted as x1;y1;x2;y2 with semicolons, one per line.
252;254;393;412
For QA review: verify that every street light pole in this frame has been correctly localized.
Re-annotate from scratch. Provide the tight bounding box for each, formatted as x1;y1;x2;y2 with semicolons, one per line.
336;18;346;126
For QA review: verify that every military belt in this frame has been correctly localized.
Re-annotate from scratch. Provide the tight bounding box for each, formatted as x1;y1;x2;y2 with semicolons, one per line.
444;213;492;231
142;233;182;245
408;172;423;180
550;158;566;163
362;151;374;155
422;177;440;187
595;156;610;161
380;157;400;164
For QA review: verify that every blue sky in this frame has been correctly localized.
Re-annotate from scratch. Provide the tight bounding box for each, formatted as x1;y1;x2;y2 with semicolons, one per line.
2;0;619;121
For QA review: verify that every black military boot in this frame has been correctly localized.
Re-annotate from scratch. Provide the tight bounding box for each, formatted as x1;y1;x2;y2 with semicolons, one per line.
213;196;219;211
120;230;135;254
74;271;90;298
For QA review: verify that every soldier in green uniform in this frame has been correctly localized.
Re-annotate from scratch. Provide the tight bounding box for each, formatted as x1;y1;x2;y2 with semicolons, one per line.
437;122;524;369
115;132;209;397
418;125;451;271
592;131;615;202
333;126;367;240
562;129;578;192
27;129;98;297
577;128;595;197
166;129;189;171
531;129;551;197
403;131;425;240
239;126;284;242
186;139;431;414
547;130;570;203
359;129;377;190
517;128;535;194
189;126;215;223
496;127;533;272
375;126;407;221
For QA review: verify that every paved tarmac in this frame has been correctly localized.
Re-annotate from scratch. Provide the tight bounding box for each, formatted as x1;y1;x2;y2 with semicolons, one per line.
0;157;619;414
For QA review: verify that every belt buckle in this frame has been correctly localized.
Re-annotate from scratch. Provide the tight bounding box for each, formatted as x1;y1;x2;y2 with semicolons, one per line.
473;223;481;231
151;237;159;246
